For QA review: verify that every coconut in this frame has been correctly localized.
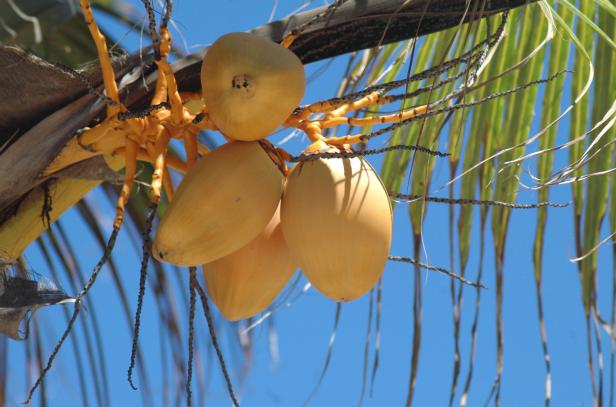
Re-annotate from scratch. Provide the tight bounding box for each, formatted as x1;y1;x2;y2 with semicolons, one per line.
281;156;392;302
153;141;284;266
201;32;305;141
204;206;297;321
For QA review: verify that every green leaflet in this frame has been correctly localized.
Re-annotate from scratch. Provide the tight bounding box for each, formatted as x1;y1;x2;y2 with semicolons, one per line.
580;3;616;312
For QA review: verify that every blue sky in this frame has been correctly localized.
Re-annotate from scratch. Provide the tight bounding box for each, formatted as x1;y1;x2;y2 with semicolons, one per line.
6;1;615;406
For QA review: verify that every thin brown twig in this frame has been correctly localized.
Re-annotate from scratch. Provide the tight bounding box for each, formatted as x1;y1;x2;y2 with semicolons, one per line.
186;267;197;407
390;192;569;209
191;274;240;407
24;226;121;403
118;102;170;120
298;11;508;112
53;62;119;108
140;0;160;59
388;256;485;288
127;202;158;390
161;0;173;30
361;71;570;141
292;0;349;37
290;144;449;162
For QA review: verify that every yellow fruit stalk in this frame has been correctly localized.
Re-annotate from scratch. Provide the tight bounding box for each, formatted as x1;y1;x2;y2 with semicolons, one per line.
281;155;393;302
201;32;305;141
0;178;99;261
204;206;297;321
153;141;284;266
0;156;123;262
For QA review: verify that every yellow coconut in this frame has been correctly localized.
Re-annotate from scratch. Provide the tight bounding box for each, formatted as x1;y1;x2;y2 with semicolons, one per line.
204;206;297;321
201;32;305;141
281;156;392;302
153;141;284;266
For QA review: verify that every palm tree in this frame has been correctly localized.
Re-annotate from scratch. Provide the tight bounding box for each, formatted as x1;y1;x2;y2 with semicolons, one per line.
0;0;614;405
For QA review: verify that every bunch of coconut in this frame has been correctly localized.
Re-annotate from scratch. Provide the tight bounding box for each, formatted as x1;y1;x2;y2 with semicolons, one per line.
152;33;392;321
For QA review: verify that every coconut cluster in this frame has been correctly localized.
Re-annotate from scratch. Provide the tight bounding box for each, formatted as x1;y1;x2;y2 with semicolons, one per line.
152;33;392;320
